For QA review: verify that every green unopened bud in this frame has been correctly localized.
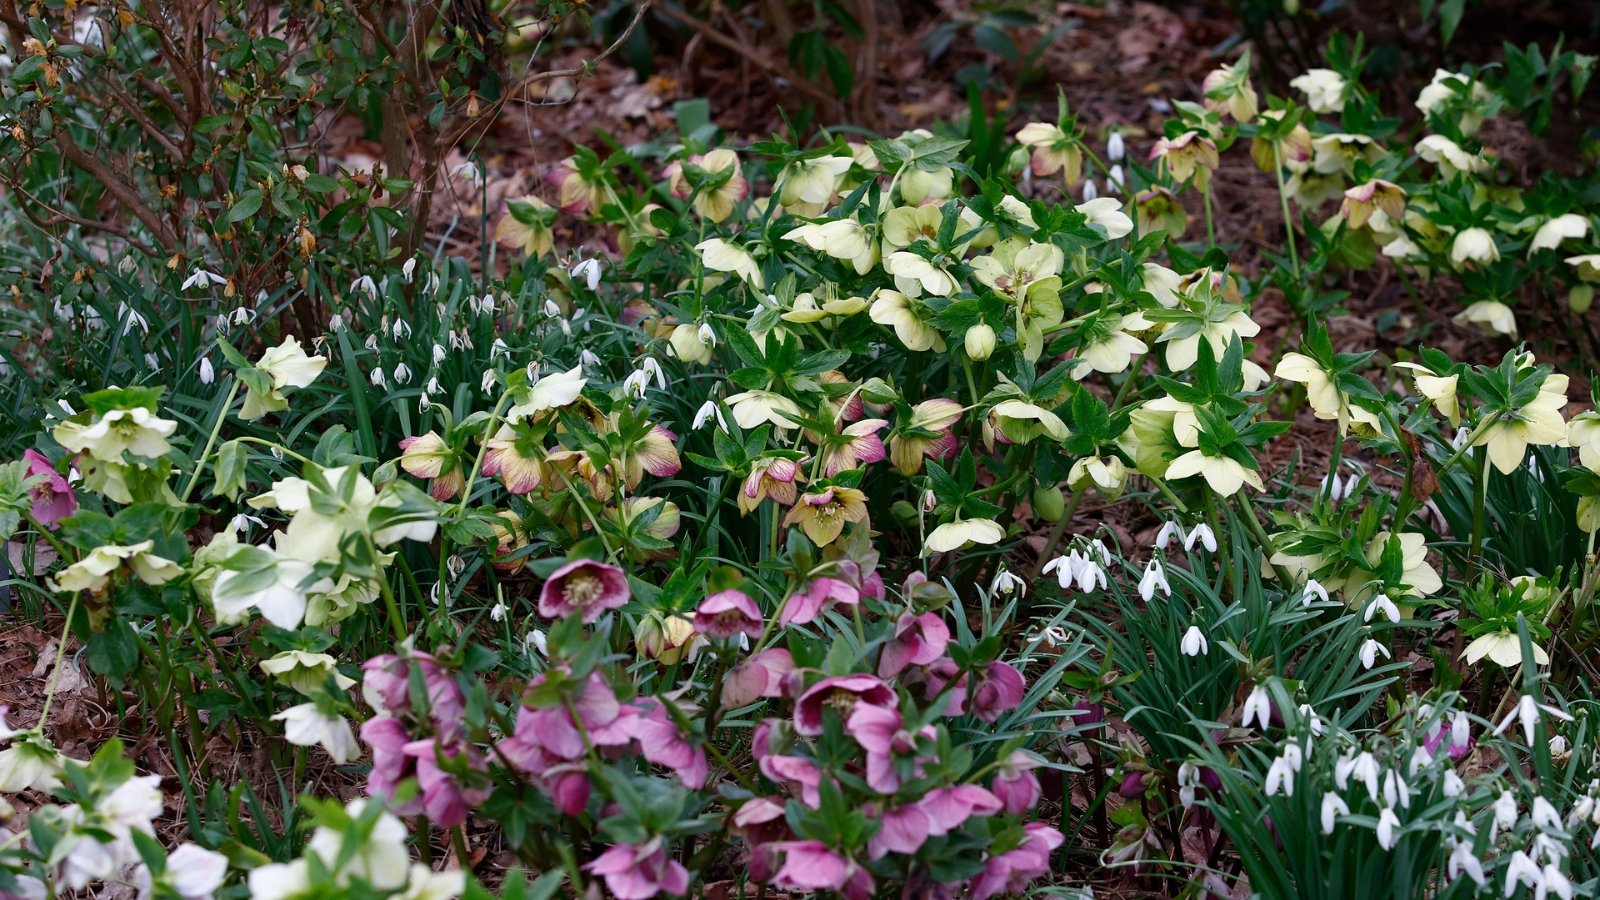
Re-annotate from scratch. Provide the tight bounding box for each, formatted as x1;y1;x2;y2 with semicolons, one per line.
890;500;919;528
965;323;996;360
1571;283;1594;314
1032;483;1065;522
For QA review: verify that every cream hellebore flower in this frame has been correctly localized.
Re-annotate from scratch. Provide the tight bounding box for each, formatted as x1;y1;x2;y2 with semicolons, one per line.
1568;411;1600;471
1416;69;1494;134
273;703;359;763
1290;68;1347;114
506;365;587;421
260;651;357;695
1142;263;1184;307
778;154;853;214
669;323;716;365
1310;133;1378;176
1162;309;1261;371
725;390;804;431
53;405;177;462
969;239;1064;299
49;540;183;594
1415;135;1484;177
695;238;764;289
1463;632;1550;667
1453;299;1517;338
240;336;330;420
1341;531;1442;603
884;251;958;297
1393;362;1461;426
1068;455;1128;498
784;219;876;275
1076;197;1133;239
990;400;1069;444
1449;227;1500;267
213;545;327;630
1075;314;1150;377
880;204;944;252
1474;372;1568;474
924;518;1005;554
1529;214;1589;254
1166;446;1264;495
1274;353;1381;434
494;196;556;258
870;289;946;352
1202;58;1259;121
1015;122;1084;183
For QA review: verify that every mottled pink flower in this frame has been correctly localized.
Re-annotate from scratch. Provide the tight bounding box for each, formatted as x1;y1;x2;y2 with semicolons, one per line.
585;836;690;900
908;657;968;716
969;661;1026;723
794;674;894;736
734;797;791;881
878;612;951;678
403;738;490;829
771;841;873;898
760;753;826;808
739;456;801;515
498;672;632;764
992;751;1043;814
360;715;421;815
867;804;933;858
20;450;74;528
538;558;631;623
625;698;709;789
819;418;888;476
361;651;465;739
694;589;763;638
917;785;1002;836
544;762;592;816
969;822;1064;899
722;649;795;709
779;577;860;627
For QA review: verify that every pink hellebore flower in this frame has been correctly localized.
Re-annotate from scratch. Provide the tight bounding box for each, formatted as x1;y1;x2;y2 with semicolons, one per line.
694;589;763;638
625;698;709;789
778;577;860;627
21;450;75;528
868;804;935;858
969;822;1065;900
397;432;463;501
969;661;1026;723
722;649;797;708
585;836;690;900
546;156;605;215
770;841;874;899
538;558;631;623
878;612;951;678
403;738;490;829
360;716;421;815
818;419;889;476
991;751;1044;814
499;672;633;766
739;456;801;515
889;398;962;475
908;657;969;716
794;674;895;736
622;425;682;489
917;785;1003;836
759;754;826;809
845;702;931;794
361;651;465;739
734;798;791;882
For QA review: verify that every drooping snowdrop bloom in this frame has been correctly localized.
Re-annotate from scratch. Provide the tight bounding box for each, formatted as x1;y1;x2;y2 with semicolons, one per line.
1301;579;1329;607
989;566;1027;597
1264;753;1297;796
692;400;727;431
1376;807;1402;850
1181;625;1208;657
1336;751;1381;801
1137;558;1171;601
1505;851;1543;897
1321;792;1349;834
1155;520;1185;550
1241;685;1272;730
182;268;227;291
1184;524;1218;553
1042;551;1084;590
1359;638;1391;670
1495;694;1575;745
1364;593;1401;624
1177;762;1201;808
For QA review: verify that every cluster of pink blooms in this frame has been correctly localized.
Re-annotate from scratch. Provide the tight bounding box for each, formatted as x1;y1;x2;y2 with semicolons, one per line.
360;650;489;828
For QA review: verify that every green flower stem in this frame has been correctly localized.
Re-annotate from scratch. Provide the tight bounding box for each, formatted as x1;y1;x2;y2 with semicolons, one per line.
179;376;241;503
1272;142;1301;282
38;591;78;726
1468;445;1490;566
367;535;409;642
452;393;511;522
22;511;71;561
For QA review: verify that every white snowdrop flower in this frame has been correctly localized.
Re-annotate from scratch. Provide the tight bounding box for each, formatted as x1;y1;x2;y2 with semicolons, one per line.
1359;638;1391;669
1443;771;1465;798
232;306;253;325
692;400;727;431
1407;746;1431;778
1265;754;1296;796
1538;864;1572;900
1364;593;1401;623
1281;743;1303;771
430;582;450;608
580;349;602;368
1451;710;1471;751
1087;539;1113;567
542;299;561;318
451;160;483;187
1298;703;1325;736
1550;735;1570;755
329;313;345;332
1184;524;1218;553
490;601;507;622
119;303;150;335
1075;558;1107;593
1107;132;1126;161
1376;807;1401;850
1448;841;1486;886
1177;761;1200;808
571;258;603;291
392;320;411;340
560;317;573;338
1181;625;1209;657
392;363;412;385
228;513;264;534
364;333;381;351
144;352;160;371
1138;558;1171;601
402;258;418;282
1495;694;1575;745
1451;425;1471;451
641;357;667;389
425;377;442;397
1107;164;1125;191
1155;521;1186;549
524;630;548;657
622;368;652;399
490;338;509;362
1082;179;1099;202
1504;851;1542;896
989;566;1027;597
1301;579;1329;607
481;369;498;394
1241;685;1272;729
370;367;388;389
697;323;717;347
474;293;497;315
1533;797;1563;832
351;275;378;298
431;343;447;365
1383;769;1411;809
1570;795;1594;824
446;554;466;581
525;362;541;383
270;445;284;461
1042;551;1084;590
182;268;227;290
1322;470;1352;501
1493;791;1519;839
1534;832;1566;866
1336;751;1381;802
1320;792;1349;834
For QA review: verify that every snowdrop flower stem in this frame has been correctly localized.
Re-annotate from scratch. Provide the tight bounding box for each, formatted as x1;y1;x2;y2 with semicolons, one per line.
453;391;513;522
37;592;78;727
178;376;242;503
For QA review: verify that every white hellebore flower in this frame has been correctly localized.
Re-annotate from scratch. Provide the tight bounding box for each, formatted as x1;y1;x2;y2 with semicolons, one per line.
1076;197;1133;239
1450;227;1500;266
1181;625;1209;657
135;843;230;900
506;365;587;421
1463;631;1550;667
1530;214;1589;254
924;518;1005;554
273;703;359;764
1290;68;1347;113
695;238;764;289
